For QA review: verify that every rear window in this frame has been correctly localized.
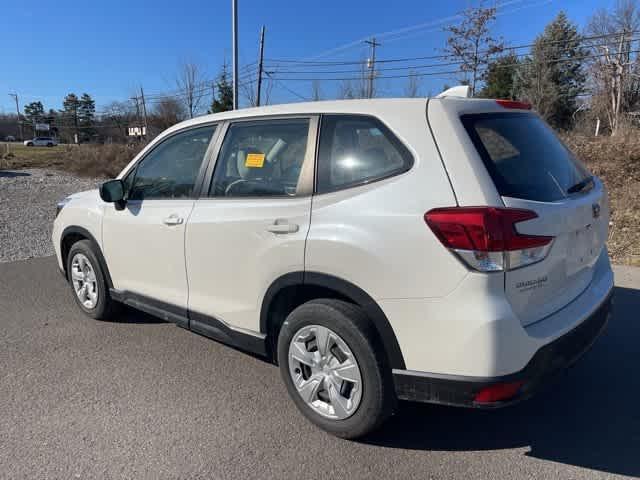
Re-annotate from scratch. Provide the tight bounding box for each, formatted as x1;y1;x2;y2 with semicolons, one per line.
461;113;591;202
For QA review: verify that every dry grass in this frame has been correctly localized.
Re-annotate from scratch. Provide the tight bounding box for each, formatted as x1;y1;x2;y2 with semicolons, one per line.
563;133;640;266
61;143;146;178
1;142;144;177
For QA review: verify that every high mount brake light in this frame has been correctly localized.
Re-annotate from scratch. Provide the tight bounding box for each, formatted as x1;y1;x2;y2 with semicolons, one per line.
424;207;553;272
495;99;532;110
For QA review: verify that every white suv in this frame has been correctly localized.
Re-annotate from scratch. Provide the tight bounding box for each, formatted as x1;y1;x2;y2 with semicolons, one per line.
53;89;613;438
24;136;57;147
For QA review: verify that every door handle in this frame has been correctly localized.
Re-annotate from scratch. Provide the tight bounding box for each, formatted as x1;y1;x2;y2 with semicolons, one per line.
163;215;184;226
267;221;299;234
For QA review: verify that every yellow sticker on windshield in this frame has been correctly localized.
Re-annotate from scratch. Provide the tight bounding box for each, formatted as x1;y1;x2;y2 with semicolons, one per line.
245;153;265;168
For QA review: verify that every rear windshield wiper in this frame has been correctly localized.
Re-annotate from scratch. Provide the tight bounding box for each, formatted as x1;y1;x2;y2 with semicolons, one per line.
567;176;594;194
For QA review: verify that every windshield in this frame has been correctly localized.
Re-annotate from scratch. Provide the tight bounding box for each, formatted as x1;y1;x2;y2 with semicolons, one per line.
461;113;591;202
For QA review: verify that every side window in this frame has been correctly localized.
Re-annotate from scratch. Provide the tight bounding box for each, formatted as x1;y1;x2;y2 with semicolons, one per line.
317;115;413;193
209;119;310;197
128;125;216;200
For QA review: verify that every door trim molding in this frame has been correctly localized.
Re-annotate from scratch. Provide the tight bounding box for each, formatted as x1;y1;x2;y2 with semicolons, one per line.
109;289;267;357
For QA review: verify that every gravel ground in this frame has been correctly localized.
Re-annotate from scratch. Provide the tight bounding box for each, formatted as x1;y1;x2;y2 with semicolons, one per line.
0;169;101;263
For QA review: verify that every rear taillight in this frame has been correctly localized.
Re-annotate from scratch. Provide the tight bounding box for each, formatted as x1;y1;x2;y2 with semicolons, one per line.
424;207;553;272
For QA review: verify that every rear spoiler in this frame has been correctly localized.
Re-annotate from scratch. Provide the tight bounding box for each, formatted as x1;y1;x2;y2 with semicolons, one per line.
435;85;471;99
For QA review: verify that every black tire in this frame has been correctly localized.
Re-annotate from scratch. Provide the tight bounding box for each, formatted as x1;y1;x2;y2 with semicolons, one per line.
26;142;33;147
66;239;118;320
47;143;53;147
277;299;395;439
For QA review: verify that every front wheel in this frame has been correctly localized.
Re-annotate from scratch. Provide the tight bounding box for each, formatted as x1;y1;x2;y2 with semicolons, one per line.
277;299;395;439
66;240;118;320
26;142;33;147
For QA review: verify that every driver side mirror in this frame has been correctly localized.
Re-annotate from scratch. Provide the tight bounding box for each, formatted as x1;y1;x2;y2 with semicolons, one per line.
99;179;126;209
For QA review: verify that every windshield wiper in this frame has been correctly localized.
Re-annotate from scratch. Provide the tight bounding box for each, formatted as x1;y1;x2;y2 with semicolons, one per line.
567;176;594;194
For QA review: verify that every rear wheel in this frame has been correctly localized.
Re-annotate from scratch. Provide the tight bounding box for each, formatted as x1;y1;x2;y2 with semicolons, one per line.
66;240;117;320
277;299;395;439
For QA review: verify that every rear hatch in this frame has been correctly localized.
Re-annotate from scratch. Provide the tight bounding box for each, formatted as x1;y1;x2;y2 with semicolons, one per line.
461;111;608;326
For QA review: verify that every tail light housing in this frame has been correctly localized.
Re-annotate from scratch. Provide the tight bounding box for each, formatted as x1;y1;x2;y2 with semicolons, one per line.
424;207;553;272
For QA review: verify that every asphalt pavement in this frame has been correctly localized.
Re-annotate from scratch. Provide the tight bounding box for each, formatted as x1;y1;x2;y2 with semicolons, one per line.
1;256;639;479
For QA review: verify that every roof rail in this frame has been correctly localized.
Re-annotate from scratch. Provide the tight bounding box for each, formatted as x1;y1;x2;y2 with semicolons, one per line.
435;85;471;99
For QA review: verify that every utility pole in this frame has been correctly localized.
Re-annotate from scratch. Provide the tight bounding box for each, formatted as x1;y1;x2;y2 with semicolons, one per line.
364;37;380;99
232;0;239;110
256;25;266;107
139;87;148;139
8;93;23;140
131;95;141;140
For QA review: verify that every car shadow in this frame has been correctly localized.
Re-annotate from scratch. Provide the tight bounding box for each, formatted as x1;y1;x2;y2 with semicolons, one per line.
364;285;640;477
104;304;165;324
0;170;31;178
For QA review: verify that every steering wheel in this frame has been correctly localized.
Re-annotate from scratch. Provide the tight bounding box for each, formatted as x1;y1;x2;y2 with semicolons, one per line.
225;178;249;195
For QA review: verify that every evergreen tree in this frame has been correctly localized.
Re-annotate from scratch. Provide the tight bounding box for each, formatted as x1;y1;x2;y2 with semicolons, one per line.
23;101;45;137
24;101;44;123
478;53;520;99
517;12;587;129
78;93;96;141
61;93;80;142
210;63;234;113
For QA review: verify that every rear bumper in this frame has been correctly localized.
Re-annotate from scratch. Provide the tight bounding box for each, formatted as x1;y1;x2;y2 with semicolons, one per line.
393;291;612;408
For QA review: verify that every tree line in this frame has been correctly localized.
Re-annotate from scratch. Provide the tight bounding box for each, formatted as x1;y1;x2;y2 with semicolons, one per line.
1;1;637;142
435;0;639;134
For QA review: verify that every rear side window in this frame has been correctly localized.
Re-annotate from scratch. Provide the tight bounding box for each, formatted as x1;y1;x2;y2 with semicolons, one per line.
461;113;591;202
317;115;413;193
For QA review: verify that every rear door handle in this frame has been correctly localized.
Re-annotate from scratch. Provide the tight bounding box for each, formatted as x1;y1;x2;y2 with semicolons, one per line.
163;215;184;226
267;221;299;234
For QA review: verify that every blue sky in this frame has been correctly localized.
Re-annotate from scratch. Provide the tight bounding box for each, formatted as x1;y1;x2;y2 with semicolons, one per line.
0;0;614;113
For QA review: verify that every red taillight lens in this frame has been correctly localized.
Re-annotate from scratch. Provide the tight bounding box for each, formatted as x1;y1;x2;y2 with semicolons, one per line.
474;381;524;404
424;207;553;271
425;207;551;251
495;99;532;110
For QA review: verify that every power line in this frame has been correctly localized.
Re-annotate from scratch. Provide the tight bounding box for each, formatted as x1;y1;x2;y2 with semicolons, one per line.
266;49;640;82
265;72;309;101
264;37;640;76
264;29;640;67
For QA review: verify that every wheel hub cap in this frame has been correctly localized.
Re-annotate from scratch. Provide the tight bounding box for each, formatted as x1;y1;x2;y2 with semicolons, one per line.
287;325;363;420
70;253;98;309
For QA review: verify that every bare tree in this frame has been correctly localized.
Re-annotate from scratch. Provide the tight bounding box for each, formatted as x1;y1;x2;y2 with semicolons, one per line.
153;97;186;130
585;0;640;134
404;72;422;97
242;81;257;107
102;101;134;140
443;2;504;96
176;62;205;118
337;59;370;99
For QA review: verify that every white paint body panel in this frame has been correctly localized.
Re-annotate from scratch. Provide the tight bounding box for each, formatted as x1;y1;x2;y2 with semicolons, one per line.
186;197;311;331
52;189;103;271
102;200;195;309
